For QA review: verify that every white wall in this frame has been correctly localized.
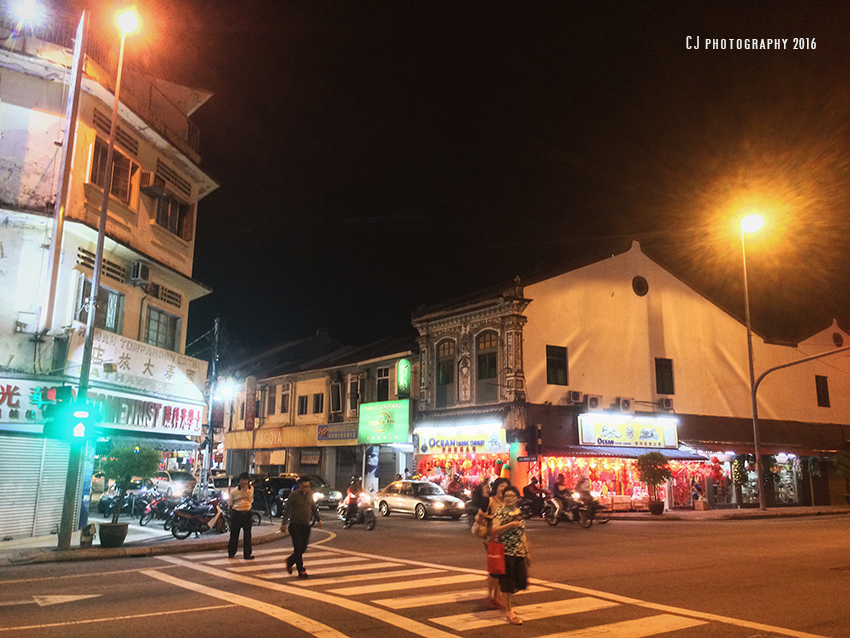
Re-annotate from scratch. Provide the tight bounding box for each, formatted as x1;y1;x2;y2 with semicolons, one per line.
523;242;850;424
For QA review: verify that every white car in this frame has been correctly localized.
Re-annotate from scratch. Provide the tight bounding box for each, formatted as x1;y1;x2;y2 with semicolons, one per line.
153;470;197;498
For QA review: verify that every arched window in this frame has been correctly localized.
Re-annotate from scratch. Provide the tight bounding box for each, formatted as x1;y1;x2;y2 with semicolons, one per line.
476;331;498;403
436;339;456;407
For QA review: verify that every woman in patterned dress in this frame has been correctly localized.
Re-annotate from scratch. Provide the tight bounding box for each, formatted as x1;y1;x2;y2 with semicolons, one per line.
491;485;530;624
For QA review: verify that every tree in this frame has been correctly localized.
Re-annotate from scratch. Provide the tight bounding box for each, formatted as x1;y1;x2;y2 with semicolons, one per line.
635;452;673;502
101;447;160;524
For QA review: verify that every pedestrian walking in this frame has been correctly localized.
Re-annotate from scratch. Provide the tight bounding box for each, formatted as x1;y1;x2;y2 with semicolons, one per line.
280;476;323;578
227;472;254;560
484;477;509;608
491;485;530;624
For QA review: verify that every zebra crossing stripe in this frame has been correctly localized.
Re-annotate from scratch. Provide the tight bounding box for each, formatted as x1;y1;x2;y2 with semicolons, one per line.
431;597;618;631
185;547;331;561
536;613;707;637
205;552;345;567
250;561;407;579
296;568;442;588
228;556;373;573
328;574;482;596
373;584;551;609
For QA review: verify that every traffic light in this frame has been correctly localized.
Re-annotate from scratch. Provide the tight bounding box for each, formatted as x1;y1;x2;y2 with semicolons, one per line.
42;393;100;441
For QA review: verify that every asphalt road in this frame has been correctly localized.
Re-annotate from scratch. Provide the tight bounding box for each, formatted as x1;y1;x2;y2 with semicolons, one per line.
1;513;848;637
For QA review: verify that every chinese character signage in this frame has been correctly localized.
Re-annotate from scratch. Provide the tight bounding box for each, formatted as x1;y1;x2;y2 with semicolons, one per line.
318;422;358;446
65;323;207;403
396;358;411;399
358;400;410;444
414;426;507;455
577;414;679;448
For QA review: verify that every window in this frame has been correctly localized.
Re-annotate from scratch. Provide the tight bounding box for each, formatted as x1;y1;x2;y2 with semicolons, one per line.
266;388;276;415
477;331;499;403
144;306;180;352
546;346;568;385
377;367;390;401
91;137;136;204
815;376;830;407
330;383;342;413
297;395;308;416
349;379;359;411
655;358;675;395
79;279;124;334
436;339;456;408
312;393;324;414
155;195;191;238
280;383;290;414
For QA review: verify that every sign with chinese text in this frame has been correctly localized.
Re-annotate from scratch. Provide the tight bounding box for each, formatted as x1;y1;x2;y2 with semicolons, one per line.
65;323;207;403
578;414;679;448
414;426;507;455
317;422;358;446
358;400;409;444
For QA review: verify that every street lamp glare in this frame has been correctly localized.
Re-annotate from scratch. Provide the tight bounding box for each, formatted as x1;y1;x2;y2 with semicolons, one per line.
741;214;765;234
14;0;40;23
117;10;138;34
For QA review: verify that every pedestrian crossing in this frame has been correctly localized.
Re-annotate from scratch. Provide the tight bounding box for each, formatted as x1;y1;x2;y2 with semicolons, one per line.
174;547;804;637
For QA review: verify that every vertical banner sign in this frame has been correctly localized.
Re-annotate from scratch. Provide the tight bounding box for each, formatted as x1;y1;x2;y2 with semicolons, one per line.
396;358;411;399
364;445;379;494
244;376;257;431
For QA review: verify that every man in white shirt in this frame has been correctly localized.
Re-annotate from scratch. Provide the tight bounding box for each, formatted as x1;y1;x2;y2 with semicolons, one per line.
228;472;255;559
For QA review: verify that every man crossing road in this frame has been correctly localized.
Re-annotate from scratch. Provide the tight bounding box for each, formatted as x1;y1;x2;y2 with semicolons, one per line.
280;476;322;578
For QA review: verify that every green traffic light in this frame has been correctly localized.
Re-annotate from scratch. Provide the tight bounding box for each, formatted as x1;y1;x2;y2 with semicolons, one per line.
72;422;86;437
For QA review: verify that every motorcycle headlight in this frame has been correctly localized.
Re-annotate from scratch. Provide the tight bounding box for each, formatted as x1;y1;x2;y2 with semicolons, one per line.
360;493;372;505
572;492;580;499
220;492;229;500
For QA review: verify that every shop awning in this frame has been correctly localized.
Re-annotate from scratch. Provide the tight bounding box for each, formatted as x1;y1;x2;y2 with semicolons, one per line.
540;445;708;461
415;408;507;430
105;434;199;452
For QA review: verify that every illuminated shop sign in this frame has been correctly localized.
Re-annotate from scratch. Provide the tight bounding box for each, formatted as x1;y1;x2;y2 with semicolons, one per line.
396;358;411;399
414;425;507;455
578;414;678;448
358;400;410;444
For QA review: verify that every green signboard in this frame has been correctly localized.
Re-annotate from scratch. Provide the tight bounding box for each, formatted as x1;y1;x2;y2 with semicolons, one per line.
396;358;411;399
358;399;410;444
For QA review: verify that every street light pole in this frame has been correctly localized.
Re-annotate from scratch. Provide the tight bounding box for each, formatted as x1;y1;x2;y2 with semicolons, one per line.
740;215;768;511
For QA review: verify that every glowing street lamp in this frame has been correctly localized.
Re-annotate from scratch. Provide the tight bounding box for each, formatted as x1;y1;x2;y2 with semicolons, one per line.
740;213;767;510
13;0;41;23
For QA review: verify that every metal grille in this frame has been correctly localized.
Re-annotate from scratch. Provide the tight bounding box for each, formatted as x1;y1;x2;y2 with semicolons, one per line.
93;109;140;156
157;285;183;309
156;159;192;199
76;248;127;284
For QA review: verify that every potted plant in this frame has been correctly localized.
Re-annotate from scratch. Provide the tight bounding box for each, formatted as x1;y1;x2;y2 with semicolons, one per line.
635;451;672;515
99;446;160;547
831;448;850;506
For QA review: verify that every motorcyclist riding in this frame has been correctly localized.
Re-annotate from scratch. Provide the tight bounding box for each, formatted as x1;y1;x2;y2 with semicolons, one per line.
575;473;593;505
522;477;545;516
343;477;362;528
552;473;570;518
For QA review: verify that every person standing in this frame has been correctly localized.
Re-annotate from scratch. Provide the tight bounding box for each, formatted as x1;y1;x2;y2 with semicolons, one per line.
491;485;530;624
281;476;323;578
485;477;509;608
228;473;254;560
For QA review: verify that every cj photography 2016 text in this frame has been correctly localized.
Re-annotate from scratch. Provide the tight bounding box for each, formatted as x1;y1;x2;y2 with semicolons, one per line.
686;37;816;50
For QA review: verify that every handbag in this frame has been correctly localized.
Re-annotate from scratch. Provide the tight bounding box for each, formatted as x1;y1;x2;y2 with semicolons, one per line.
471;511;489;539
486;534;506;575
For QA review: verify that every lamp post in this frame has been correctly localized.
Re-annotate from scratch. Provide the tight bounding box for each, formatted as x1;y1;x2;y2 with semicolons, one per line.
740;213;767;511
57;9;137;551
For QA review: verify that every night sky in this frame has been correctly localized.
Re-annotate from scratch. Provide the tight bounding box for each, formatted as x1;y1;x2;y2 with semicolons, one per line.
63;2;850;361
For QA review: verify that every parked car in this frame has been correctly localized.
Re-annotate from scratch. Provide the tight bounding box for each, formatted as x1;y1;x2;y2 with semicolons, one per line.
152;470;197;498
301;475;343;510
253;476;298;517
375;480;465;520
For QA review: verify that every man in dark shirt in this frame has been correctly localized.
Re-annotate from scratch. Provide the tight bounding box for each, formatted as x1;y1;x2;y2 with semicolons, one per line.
281;476;323;578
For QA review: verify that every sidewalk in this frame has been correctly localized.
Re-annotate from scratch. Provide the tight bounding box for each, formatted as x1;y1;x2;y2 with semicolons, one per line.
0;514;285;567
604;504;850;521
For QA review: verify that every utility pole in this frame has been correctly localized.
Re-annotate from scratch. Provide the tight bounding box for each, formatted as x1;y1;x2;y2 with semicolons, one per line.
201;317;220;501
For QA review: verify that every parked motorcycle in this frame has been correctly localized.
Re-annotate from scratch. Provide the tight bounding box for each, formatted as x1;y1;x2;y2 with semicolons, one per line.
337;492;376;530
170;496;228;539
139;488;173;526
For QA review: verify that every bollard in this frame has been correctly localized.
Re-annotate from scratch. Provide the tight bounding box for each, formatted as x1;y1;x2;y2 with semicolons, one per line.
80;523;97;548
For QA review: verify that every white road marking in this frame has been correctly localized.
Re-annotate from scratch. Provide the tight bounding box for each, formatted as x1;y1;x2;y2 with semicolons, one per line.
227;556;375;573
0;565;178;585
184;547;331;561
538;613;707;637
328;574;482;596
297;567;443;587
207;553;361;567
0;594;101;607
312;546;830;638
431;598;619;631
156;555;459;638
143;570;349;638
247;561;406;578
0;604;235;633
373;584;551;609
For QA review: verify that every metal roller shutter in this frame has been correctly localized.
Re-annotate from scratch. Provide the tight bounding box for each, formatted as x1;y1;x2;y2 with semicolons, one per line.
32;439;70;537
0;434;42;540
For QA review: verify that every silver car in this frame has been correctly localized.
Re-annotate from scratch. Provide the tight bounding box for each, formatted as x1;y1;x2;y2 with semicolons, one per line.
376;480;465;520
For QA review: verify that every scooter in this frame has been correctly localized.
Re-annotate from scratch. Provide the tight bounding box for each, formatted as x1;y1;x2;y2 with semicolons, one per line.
139;488;171;526
542;494;592;528
337;492;376;530
170;496;228;539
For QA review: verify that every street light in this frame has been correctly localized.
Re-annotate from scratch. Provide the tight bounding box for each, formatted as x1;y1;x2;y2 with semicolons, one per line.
740;213;767;511
58;8;138;551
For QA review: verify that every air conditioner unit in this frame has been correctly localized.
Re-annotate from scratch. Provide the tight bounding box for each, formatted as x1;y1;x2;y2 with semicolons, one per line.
140;171;168;198
585;394;603;411
616;397;635;413
130;262;150;286
566;390;583;404
660;397;674;411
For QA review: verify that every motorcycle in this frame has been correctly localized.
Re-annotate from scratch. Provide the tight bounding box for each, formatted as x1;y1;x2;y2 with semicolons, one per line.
518;490;548;519
170;496;228;539
542;492;610;528
139;488;173;526
337;492;376;531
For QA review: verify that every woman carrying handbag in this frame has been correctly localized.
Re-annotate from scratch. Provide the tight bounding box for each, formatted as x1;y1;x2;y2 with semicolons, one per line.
490;485;530;625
